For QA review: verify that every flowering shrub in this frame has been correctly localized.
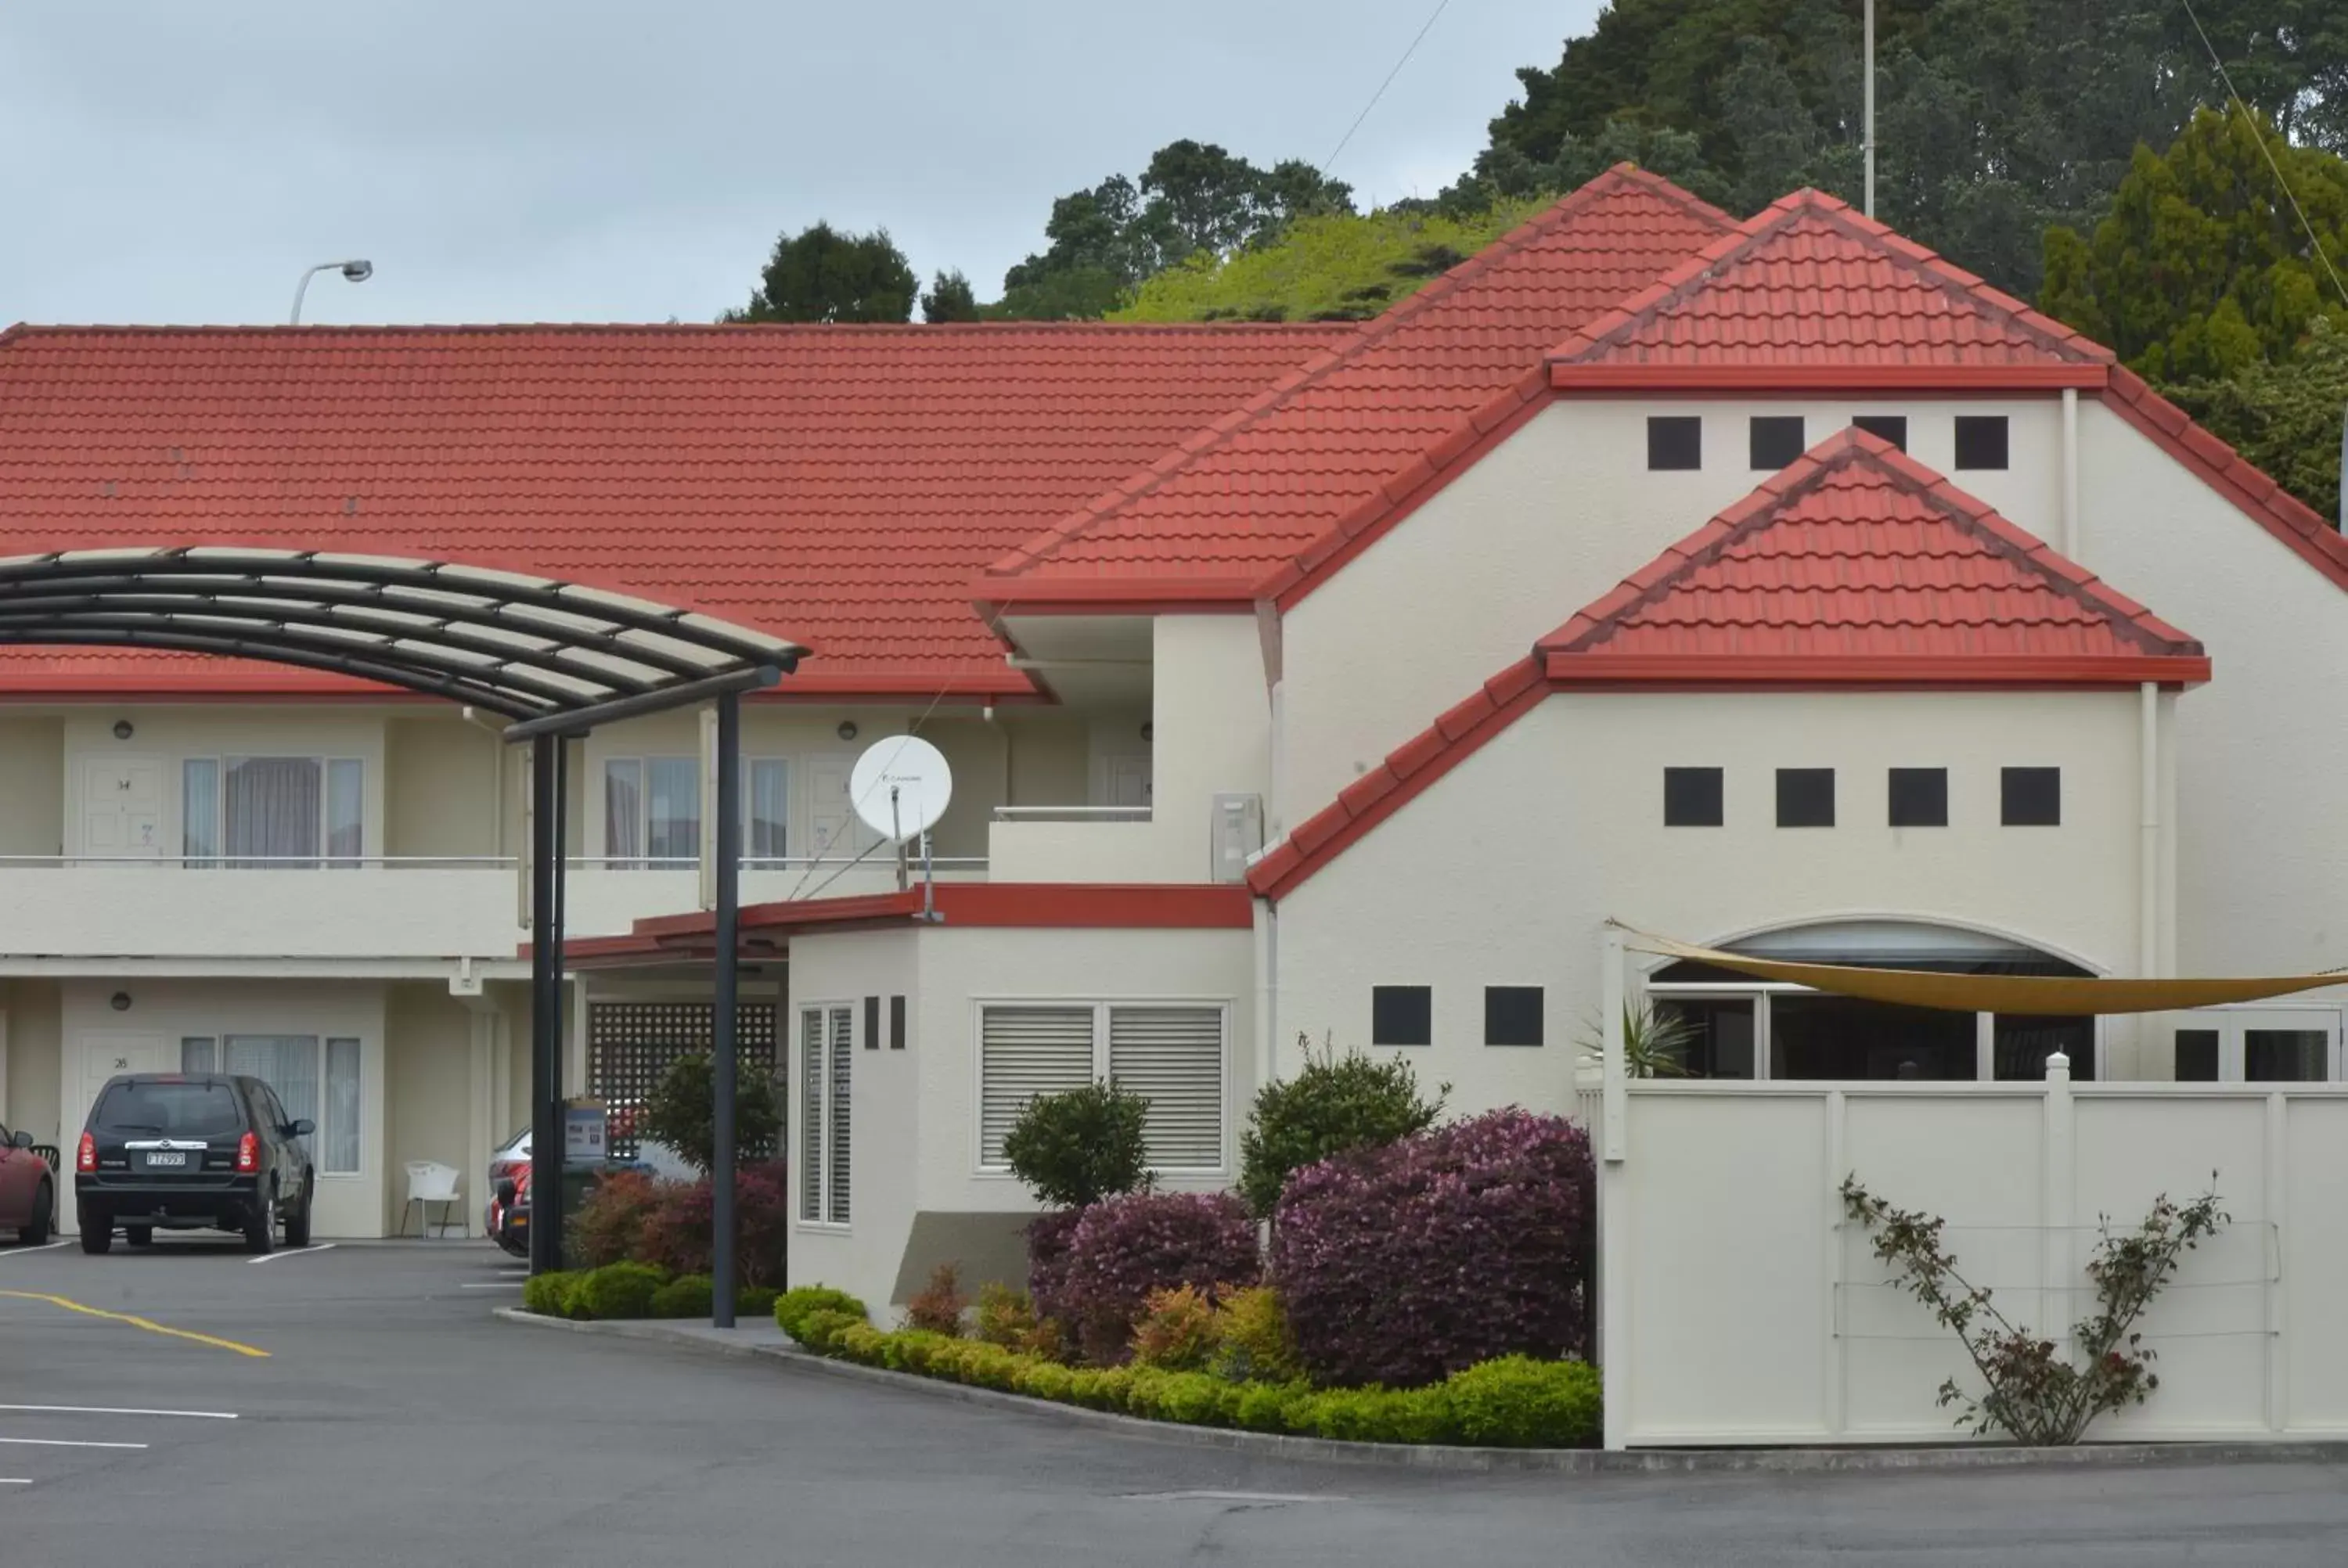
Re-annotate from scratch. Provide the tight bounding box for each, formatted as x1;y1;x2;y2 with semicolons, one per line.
1273;1108;1594;1388
1129;1285;1219;1370
1057;1191;1259;1365
633;1160;794;1288
572;1171;663;1268
1024;1209;1085;1323
904;1262;968;1335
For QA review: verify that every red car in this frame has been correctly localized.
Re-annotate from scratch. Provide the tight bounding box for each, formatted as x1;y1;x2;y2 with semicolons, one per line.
0;1120;56;1245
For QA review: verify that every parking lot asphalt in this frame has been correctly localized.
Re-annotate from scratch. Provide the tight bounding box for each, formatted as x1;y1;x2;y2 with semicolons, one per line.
3;1235;2348;1566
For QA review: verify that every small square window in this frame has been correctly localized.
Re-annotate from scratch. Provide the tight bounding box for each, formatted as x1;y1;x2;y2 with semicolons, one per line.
1647;415;1702;471
1776;768;1835;828
1853;415;1907;451
1749;415;1806;469
889;994;907;1050
863;995;880;1050
1485;987;1544;1047
2001;767;2061;826
2174;1029;2220;1082
1954;415;2009;470
1371;985;1432;1047
1663;767;1724;827
1887;768;1948;827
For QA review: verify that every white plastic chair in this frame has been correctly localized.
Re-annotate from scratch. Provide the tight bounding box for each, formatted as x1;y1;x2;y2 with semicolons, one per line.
402;1160;463;1239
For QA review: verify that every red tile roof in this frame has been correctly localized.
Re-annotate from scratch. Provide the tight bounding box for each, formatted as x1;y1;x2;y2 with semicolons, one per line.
981;167;1738;603
1548;189;2112;389
1250;430;2206;901
0;321;1349;699
1542;427;2209;684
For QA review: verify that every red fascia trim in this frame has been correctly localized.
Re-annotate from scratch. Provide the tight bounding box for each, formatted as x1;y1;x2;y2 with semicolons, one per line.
974;580;1266;614
1541;653;2212;686
633;882;1255;945
1547;363;2110;392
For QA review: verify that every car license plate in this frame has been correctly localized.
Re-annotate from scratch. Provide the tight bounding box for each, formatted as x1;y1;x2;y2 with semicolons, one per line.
143;1151;188;1168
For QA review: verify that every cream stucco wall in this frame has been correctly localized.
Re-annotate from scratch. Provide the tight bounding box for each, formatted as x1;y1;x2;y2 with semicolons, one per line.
0;717;63;858
385;981;482;1234
1277;397;2065;831
1275;689;2158;1117
786;922;1255;1311
55;978;389;1237
387;716;502;861
2;979;63;1145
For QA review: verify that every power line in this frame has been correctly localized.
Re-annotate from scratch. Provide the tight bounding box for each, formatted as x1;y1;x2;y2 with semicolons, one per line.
2178;0;2348;312
1320;0;1453;177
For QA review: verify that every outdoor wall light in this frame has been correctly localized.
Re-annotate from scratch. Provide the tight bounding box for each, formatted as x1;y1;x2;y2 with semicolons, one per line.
112;720;135;740
837;721;859;741
110;991;131;1012
1140;722;1154;742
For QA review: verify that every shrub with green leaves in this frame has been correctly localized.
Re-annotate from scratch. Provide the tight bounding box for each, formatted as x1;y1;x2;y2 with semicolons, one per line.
1238;1032;1448;1218
1129;1285;1219;1371
638;1051;784;1172
1210;1286;1301;1383
1002;1080;1152;1210
522;1269;582;1318
904;1261;967;1336
650;1274;715;1319
774;1285;869;1343
1440;1356;1602;1448
575;1261;668;1320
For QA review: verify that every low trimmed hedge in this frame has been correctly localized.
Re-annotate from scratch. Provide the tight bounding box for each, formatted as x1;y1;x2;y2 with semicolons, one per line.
523;1264;780;1322
774;1289;1597;1448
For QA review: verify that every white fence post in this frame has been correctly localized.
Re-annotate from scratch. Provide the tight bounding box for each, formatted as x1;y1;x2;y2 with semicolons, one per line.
1599;924;1630;1451
2043;1052;2075;1367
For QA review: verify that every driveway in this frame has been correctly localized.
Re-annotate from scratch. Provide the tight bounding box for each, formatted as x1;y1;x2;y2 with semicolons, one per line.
2;1238;2345;1566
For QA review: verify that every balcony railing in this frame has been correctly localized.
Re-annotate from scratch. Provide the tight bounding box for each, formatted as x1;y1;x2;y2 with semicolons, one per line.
989;805;1152;823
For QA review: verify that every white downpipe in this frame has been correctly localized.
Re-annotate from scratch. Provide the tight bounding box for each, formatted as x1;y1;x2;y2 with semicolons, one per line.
2139;682;2159;979
1253;897;1280;1090
2061;387;2080;559
1598;922;1629;1451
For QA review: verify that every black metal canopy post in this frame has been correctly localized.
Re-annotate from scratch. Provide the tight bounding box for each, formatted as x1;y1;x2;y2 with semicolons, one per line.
711;691;742;1327
527;732;566;1275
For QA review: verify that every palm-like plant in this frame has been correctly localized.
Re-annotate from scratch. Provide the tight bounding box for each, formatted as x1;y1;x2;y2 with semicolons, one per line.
1577;999;1697;1078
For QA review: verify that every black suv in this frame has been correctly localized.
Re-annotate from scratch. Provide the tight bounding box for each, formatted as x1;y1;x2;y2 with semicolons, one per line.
76;1074;317;1255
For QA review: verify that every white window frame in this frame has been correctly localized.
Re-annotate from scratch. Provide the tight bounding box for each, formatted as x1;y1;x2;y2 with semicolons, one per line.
603;754;792;869
970;997;1230;1178
182;754;365;868
1645;983;2107;1082
2167;1005;2342;1083
178;1031;366;1176
797;999;853;1232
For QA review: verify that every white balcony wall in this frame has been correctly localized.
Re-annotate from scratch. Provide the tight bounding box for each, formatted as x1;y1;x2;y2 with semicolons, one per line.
0;866;523;959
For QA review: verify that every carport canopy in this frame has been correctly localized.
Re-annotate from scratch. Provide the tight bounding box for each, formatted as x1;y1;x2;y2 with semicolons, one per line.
0;546;806;725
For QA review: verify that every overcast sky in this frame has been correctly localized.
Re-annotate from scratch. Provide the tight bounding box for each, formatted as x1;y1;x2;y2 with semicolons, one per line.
0;2;1603;328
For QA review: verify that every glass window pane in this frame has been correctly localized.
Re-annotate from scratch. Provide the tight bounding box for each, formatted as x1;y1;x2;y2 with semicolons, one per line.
748;759;788;865
182;760;219;865
1994;1015;2094;1081
2174;1029;2220;1082
1770;994;1977;1080
326;760;363;867
181;1036;217;1074
225;1035;320;1156
603;760;643;869
1650;997;1756;1079
647;757;700;865
324;1038;362;1173
224;757;322;867
2247;1029;2328;1083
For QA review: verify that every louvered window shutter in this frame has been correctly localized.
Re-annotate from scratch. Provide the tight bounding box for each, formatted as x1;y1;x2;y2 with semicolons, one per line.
979;1006;1095;1165
1108;1006;1223;1170
828;1004;853;1223
799;1008;823;1221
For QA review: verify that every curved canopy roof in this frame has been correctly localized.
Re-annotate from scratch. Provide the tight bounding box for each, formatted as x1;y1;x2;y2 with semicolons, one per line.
0;547;805;722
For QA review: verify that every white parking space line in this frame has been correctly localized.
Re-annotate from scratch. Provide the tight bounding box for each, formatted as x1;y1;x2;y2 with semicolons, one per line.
247;1243;337;1264
0;1479;29;1485
0;1437;148;1450
459;1282;524;1290
0;1242;67;1259
0;1405;236;1420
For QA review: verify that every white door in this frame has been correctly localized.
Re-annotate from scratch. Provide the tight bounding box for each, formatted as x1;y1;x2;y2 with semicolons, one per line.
81;755;165;861
806;755;881;861
63;1035;168;1233
1102;753;1152;810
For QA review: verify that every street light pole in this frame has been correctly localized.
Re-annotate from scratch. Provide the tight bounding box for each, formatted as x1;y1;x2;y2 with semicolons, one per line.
1863;0;1876;218
290;259;375;324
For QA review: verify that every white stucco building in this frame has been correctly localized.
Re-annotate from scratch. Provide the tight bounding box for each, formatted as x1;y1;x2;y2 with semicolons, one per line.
5;172;2345;1311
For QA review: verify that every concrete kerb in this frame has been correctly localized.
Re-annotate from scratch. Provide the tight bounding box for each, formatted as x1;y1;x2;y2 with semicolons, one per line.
495;1309;2348;1476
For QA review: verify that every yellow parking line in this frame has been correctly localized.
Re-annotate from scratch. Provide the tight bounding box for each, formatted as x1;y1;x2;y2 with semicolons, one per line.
0;1290;269;1358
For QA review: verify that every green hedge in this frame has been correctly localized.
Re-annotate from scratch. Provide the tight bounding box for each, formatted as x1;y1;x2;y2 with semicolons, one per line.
522;1264;780;1322
776;1290;1597;1448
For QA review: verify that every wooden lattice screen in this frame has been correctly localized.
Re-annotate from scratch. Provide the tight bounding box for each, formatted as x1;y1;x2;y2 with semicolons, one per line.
586;1001;780;1159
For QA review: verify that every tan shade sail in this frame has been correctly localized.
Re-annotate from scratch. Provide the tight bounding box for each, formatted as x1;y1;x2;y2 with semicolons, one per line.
1622;930;2348;1016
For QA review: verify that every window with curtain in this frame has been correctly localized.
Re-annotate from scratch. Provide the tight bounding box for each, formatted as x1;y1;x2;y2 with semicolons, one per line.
647;757;699;865
326;760;363;866
607;755;788;869
182;757;362;868
747;758;789;866
603;760;644;869
182;1036;217;1074
182;761;219;866
220;1034;362;1174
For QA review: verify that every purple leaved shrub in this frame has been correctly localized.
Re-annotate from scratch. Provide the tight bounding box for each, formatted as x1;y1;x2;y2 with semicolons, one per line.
1272;1108;1594;1389
1055;1191;1260;1365
1024;1208;1085;1325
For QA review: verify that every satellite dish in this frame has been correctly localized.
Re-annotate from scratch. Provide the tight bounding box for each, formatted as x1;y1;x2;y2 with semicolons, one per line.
850;736;953;843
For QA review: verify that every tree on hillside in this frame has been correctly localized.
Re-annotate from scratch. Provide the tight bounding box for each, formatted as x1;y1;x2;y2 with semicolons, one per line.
2165;320;2348;527
728;221;917;324
2159;0;2348;154
920;269;981;323
2040;107;2348;379
996;142;1353;319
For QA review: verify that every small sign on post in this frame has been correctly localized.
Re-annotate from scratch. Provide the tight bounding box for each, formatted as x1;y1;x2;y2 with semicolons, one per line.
564;1098;608;1167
